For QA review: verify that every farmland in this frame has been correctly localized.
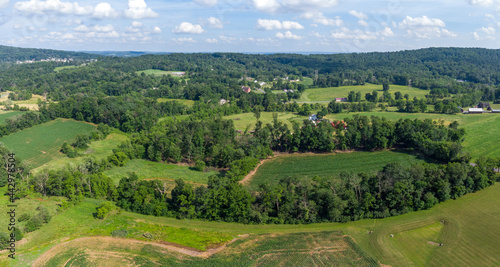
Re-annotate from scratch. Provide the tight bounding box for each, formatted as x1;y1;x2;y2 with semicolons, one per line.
103;159;219;185
246;150;426;191
298;83;431;103
0;119;96;168
0;111;25;124
136;69;186;77
224;112;305;131
158;98;196;107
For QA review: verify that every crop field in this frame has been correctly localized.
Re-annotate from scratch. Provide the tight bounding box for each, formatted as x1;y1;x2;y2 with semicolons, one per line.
0;119;96;168
136;69;186;77
32;131;129;173
0;111;25;124
103;159;219;185
246;150;426;191
224;112;306;131
298;83;431;103
157;98;196;107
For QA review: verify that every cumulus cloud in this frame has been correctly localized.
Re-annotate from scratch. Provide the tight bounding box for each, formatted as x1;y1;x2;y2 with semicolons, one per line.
207;17;223;28
331;27;377;41
172;22;204;34
348;10;367;20
380;27;394;37
15;0;93;15
93;24;114;32
153;26;161;33
171;37;196;44
301;12;342;26
358;20;368;26
132;21;142;27
206;38;218;43
467;0;493;6
399;16;455;39
74;25;89;32
125;0;158;19
256;19;304;30
194;0;217;6
93;2;118;18
253;0;338;13
275;30;302;40
473;26;495;40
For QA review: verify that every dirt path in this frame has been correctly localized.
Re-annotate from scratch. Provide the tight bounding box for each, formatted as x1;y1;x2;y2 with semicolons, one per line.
32;235;248;267
239;159;270;185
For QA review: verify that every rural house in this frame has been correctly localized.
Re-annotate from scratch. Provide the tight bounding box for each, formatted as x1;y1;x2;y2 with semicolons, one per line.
468;108;484;114
478;102;491;110
335;98;348;102
242;86;251;93
219;99;227;105
309;114;318;121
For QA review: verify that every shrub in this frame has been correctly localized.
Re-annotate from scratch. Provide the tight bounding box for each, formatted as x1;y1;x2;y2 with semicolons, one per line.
194;160;206;172
18;213;31;222
111;229;129;238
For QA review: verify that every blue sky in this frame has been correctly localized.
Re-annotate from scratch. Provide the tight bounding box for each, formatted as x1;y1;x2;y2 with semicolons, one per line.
0;0;499;52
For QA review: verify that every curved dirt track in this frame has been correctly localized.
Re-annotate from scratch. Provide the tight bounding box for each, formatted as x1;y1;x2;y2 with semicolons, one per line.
32;235;245;267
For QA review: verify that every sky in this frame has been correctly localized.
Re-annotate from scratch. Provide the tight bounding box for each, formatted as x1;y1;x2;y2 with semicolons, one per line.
0;0;499;53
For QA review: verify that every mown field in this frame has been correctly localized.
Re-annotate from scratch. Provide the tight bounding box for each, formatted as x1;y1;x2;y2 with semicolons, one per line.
157;98;195;107
298;83;431;103
0;111;25;124
136;69;186;77
54;65;82;72
0;119;95;168
224;112;305;131
32;130;129;173
246;150;426;191
103;159;218;185
10;179;500;266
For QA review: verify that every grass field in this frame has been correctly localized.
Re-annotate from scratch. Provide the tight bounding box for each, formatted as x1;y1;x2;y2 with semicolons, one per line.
0;119;96;168
0;111;25;124
298;83;431;103
224;112;306;131
136;69;186;77
32;130;129;173
54;65;81;72
246;150;426;191
157;98;196;107
103;159;219;185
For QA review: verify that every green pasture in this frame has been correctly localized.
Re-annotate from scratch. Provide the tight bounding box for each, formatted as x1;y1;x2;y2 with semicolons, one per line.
298;83;430;103
0;119;96;169
157;98;195;107
0;111;25;124
136;69;186;77
103;159;219;185
54;65;81;72
32;130;129;173
247;150;426;191
224;112;306;131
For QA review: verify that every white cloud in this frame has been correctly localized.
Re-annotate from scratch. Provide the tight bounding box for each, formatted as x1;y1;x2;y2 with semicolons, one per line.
301;12;342;26
0;0;8;9
380;27;394;37
153;26;161;33
331;27;377;41
93;24;114;32
93;2;118;18
132;21;143;27
467;0;493;6
348;10;367;20
399;16;455;39
171;37;196;44
207;17;223;28
473;26;495;40
206;38;218;43
253;0;338;13
194;0;217;6
256;19;304;30
15;0;93;15
125;0;158;19
74;25;89;32
358;20;368;26
173;22;204;34
310;31;325;38
275;30;302;40
219;34;236;43
399;16;445;28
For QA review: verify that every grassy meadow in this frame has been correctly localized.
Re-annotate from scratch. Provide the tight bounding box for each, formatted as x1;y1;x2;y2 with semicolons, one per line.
224;112;305;131
103;159;219;185
298;83;431;103
157;98;196;107
0;111;25;124
246;150;426;191
136;69;186;77
0;119;96;168
32;130;129;173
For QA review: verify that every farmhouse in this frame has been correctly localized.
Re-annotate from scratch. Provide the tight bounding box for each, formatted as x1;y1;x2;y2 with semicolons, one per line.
309;114;317;121
492;109;500;113
172;72;185;76
242;86;251;93
468;108;484;114
478;102;491;110
335;98;348;102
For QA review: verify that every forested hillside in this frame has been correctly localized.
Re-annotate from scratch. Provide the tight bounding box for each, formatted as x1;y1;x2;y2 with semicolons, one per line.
0;45;95;62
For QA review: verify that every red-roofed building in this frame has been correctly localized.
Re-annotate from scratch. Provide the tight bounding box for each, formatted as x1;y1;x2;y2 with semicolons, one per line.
242;86;251;93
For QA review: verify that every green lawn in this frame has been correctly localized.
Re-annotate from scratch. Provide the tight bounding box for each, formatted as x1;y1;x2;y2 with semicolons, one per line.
224;112;306;131
0;111;25;124
157;98;196;107
136;69;186;77
32;130;129;173
0;119;96;168
247;150;426;191
299;83;431;103
103;159;219;185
